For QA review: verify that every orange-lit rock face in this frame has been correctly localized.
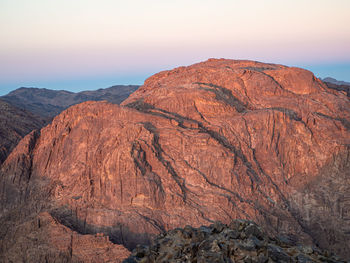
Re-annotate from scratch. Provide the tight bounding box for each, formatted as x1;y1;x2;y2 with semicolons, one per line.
1;59;349;260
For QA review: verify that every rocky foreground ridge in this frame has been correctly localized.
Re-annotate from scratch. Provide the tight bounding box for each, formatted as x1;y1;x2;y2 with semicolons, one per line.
126;220;343;263
0;59;349;262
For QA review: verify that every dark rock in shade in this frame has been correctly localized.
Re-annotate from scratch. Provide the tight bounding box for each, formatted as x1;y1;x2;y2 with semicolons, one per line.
322;77;350;97
0;59;349;262
267;244;291;262
322;77;350;86
125;220;344;263
0;99;44;164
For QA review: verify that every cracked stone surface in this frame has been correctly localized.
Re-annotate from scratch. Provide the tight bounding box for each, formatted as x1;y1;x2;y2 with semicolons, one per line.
0;59;349;262
125;220;344;263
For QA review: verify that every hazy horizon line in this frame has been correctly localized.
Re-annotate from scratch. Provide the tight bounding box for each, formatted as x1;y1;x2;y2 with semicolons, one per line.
0;59;349;96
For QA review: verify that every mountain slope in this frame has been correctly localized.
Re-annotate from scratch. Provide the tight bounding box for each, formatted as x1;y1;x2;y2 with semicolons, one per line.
0;99;45;164
0;85;139;165
1;59;349;261
1;85;139;118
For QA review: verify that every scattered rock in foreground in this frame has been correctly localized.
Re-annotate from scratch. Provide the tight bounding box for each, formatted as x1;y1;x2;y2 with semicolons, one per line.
125;220;344;263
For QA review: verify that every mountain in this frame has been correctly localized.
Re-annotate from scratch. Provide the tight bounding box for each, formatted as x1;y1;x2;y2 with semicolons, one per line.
1;85;139;119
0;99;45;164
1;59;349;262
0;85;139;165
322;78;350;97
322;77;350;86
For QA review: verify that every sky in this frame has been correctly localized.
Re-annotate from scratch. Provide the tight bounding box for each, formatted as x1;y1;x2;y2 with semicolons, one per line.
0;0;349;95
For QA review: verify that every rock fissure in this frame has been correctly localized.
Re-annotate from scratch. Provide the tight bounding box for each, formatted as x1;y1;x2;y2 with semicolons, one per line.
195;82;247;113
141;122;189;203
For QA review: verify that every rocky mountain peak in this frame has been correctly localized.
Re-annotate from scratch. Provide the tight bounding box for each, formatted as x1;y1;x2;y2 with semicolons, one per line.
1;59;349;261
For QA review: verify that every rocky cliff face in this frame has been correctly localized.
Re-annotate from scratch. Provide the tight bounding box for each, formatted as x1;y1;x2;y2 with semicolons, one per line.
1;59;349;261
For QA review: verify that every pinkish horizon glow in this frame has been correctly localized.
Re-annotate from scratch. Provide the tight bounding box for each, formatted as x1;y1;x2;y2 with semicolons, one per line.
1;0;350;95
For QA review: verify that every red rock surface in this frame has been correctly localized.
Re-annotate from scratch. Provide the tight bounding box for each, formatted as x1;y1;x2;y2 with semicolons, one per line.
0;211;130;262
0;85;137;166
1;59;349;261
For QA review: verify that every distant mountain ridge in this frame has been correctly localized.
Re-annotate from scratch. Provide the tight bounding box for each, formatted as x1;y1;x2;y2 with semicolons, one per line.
322;78;350;97
1;85;139;118
322;77;350;86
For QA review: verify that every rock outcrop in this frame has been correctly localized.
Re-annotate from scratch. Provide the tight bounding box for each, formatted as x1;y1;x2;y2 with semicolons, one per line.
1;211;130;262
126;220;343;262
1;59;349;261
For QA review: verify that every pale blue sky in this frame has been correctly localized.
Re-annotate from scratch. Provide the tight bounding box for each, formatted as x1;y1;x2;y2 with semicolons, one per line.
1;0;349;95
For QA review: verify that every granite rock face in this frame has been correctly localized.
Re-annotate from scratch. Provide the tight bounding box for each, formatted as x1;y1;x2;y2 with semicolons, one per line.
126;220;344;263
1;59;349;261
